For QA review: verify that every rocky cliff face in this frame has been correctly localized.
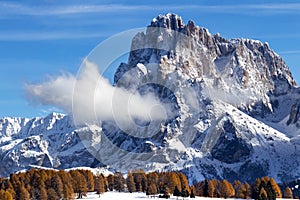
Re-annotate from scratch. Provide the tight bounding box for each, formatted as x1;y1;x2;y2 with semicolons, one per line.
115;14;297;119
1;13;300;183
287;101;300;127
113;13;300;182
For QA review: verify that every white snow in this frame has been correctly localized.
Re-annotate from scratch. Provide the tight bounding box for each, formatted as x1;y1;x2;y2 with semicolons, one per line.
82;191;246;200
137;63;148;75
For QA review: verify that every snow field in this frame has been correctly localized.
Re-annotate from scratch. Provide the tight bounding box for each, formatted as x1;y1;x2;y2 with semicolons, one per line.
83;191;246;200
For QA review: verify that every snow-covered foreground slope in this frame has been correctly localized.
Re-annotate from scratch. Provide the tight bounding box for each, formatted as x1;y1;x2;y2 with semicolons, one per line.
83;191;240;200
1;13;300;183
83;192;292;200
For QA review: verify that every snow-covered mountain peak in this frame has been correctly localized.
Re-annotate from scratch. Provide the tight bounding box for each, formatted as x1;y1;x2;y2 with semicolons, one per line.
150;13;184;31
112;13;300;182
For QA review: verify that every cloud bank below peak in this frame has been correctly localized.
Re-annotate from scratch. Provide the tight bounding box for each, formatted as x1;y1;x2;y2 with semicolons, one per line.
24;60;167;126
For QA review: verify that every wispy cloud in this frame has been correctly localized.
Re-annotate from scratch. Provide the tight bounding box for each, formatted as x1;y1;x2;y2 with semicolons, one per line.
1;2;300;17
0;31;110;41
278;50;300;55
249;3;300;10
0;2;151;16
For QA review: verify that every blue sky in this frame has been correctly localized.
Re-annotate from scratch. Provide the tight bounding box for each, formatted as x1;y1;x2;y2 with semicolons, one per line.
0;0;299;118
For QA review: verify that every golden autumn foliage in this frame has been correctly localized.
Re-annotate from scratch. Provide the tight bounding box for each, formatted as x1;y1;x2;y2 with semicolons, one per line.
269;178;282;198
147;183;158;196
207;179;216;197
243;182;252;199
95;174;106;196
178;172;190;194
220;180;235;198
126;172;136;193
69;170;88;199
132;170;147;192
259;187;268;200
284;187;293;199
147;172;158;186
19;185;30;200
114;172;125;192
78;169;94;192
0;167;287;200
0;189;13;200
234;180;244;198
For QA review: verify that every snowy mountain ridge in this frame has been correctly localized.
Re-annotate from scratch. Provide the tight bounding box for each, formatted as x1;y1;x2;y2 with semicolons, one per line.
1;13;300;183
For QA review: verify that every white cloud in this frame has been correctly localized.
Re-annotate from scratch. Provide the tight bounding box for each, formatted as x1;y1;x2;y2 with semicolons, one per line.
24;72;75;113
24;60;167;126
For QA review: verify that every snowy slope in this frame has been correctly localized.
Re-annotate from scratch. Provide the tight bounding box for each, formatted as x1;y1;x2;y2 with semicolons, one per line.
83;191;240;200
1;13;300;183
82;191;292;200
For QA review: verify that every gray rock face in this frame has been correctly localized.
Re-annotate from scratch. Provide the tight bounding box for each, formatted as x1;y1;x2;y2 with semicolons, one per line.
115;13;297;121
112;13;300;182
211;118;253;164
287;100;300;127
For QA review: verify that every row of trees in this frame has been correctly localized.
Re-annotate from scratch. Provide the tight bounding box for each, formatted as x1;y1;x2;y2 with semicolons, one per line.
0;168;295;199
193;177;293;200
104;170;192;198
0;169;94;200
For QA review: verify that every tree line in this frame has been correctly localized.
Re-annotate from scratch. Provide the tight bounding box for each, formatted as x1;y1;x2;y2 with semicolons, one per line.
0;168;295;199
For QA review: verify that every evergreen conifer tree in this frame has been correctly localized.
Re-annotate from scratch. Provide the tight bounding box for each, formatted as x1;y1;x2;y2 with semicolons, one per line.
173;185;181;199
107;174;114;191
190;188;196;198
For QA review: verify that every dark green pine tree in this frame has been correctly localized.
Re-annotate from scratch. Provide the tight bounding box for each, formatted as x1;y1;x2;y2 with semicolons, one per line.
265;180;276;200
173;185;181;199
181;187;190;198
203;180;209;197
190;188;196;198
252;178;261;199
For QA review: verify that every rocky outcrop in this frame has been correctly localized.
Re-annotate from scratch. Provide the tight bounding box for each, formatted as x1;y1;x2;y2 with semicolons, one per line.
287;100;300;127
111;13;300;182
211;118;253;164
115;13;297;122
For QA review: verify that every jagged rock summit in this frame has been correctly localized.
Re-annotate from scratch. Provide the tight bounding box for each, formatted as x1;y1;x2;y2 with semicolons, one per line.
1;13;300;183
